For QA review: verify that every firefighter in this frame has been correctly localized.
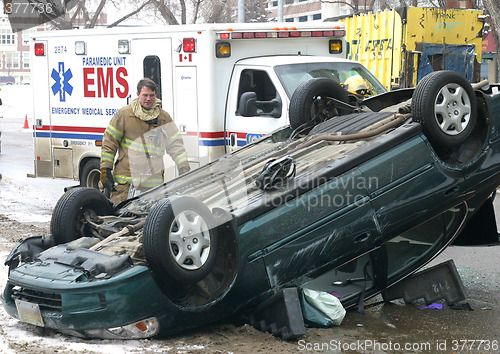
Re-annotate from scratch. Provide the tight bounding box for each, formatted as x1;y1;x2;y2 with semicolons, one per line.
100;78;190;204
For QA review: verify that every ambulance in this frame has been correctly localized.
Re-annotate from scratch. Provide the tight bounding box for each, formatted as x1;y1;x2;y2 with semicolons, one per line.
30;22;349;187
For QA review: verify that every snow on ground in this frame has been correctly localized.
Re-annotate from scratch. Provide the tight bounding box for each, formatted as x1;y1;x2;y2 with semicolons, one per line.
0;85;70;227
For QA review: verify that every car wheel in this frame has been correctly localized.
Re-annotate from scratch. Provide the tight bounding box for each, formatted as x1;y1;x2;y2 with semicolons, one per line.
289;78;350;130
80;159;101;189
50;187;114;244
411;71;477;148
143;196;218;286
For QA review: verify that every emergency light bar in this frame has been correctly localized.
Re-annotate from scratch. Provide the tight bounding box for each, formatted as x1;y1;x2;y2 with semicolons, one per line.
216;27;345;40
215;26;345;58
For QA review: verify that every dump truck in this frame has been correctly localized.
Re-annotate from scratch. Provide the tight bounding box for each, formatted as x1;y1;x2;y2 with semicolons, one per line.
342;7;486;90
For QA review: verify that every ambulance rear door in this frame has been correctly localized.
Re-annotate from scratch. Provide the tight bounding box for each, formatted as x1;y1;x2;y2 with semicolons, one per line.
131;38;181;179
131;38;174;112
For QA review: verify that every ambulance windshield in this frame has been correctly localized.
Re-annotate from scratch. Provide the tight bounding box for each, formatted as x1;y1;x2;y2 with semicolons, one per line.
274;62;387;98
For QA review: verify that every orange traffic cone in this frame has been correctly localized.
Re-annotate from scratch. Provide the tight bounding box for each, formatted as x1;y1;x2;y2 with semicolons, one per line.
23;115;29;129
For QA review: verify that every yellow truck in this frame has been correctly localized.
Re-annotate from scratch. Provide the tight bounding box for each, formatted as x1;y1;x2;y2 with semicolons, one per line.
342;7;485;90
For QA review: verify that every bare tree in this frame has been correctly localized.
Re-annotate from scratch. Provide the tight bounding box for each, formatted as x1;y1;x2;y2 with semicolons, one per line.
149;0;181;24
87;0;107;27
47;0;154;29
48;0;88;29
201;0;233;23
47;0;188;28
482;0;500;79
246;0;268;22
190;0;204;23
106;1;154;27
320;0;366;14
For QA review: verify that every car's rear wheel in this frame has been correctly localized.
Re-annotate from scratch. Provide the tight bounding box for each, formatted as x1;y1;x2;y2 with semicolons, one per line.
143;196;218;286
51;187;114;244
412;71;477;148
289;78;350;130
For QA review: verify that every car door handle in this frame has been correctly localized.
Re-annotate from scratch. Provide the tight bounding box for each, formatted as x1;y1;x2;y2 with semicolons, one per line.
444;186;460;197
354;233;370;244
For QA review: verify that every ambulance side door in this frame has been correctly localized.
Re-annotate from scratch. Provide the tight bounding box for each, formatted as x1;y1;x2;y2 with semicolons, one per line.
225;65;288;153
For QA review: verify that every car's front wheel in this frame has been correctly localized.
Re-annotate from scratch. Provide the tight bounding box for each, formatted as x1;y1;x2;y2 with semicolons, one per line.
412;70;477;148
143;196;218;286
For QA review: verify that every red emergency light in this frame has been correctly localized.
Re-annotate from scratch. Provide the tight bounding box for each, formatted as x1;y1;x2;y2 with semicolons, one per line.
183;38;196;52
34;42;45;56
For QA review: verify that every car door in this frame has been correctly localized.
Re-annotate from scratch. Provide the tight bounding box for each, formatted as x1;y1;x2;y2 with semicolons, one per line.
299;203;467;309
358;130;466;242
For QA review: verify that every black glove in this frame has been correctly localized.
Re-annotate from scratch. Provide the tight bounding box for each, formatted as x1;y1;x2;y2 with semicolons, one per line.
101;168;115;198
178;166;190;175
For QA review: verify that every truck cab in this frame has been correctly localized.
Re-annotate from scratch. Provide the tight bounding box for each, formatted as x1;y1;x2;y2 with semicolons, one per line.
225;56;386;153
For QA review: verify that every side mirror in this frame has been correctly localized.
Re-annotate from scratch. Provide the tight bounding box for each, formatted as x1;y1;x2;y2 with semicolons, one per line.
269;97;282;118
238;92;257;117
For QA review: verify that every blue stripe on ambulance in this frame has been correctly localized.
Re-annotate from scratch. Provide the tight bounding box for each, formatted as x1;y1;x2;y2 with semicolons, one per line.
199;138;247;147
35;132;104;140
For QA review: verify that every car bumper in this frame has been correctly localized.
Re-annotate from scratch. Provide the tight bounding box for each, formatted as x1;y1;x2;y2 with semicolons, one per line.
2;264;169;339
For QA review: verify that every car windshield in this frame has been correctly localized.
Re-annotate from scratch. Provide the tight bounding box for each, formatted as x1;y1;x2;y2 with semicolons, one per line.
274;62;387;98
122;126;364;220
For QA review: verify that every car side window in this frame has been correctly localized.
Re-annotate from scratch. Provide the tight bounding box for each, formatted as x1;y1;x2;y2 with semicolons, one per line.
237;69;282;118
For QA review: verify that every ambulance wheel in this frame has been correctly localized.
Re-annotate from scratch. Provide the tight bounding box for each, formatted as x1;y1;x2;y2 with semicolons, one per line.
412;70;477;148
143;196;218;286
80;159;101;189
51;187;114;244
289;78;350;130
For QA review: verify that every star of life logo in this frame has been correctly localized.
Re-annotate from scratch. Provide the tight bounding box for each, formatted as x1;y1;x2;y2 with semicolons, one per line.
51;62;73;102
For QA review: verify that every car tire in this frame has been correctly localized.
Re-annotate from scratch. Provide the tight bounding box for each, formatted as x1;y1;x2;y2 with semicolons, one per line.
411;71;477;148
50;187;114;244
289;78;350;130
80;159;101;189
143;196;218;286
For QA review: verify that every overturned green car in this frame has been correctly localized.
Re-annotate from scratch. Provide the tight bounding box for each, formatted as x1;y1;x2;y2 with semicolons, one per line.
2;70;500;339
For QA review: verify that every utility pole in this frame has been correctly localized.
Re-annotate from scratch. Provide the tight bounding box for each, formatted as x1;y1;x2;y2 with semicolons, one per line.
238;0;245;23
